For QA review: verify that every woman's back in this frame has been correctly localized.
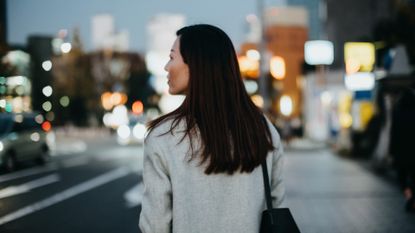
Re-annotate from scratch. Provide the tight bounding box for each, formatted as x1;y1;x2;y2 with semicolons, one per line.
139;118;285;233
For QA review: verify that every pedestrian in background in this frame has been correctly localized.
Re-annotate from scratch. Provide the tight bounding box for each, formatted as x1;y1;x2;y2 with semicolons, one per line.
390;84;415;213
139;24;285;233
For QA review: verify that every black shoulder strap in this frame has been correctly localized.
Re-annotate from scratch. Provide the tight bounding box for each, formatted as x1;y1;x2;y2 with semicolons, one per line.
261;160;273;211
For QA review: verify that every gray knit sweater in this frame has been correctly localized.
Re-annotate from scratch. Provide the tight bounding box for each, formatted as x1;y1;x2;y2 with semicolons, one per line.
139;118;285;233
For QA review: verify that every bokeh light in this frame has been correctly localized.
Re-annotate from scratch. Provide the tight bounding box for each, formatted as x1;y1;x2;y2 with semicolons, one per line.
42;86;53;97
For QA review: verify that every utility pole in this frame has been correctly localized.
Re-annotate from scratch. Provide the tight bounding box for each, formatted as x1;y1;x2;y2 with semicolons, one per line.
257;0;270;111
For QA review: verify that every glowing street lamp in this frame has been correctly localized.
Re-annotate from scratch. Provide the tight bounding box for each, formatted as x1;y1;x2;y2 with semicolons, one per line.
270;56;285;80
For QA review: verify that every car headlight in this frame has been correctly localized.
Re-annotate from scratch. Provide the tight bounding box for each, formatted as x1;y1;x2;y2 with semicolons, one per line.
132;123;146;140
117;125;131;139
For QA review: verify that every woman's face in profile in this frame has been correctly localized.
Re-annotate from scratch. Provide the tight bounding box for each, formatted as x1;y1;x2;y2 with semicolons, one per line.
164;37;189;95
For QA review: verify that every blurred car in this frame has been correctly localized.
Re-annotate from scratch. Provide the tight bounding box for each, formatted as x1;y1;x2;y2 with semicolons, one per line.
0;112;52;172
116;115;147;145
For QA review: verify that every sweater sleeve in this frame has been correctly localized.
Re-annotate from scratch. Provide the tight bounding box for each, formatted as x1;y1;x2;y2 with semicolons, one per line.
271;137;285;208
139;139;172;233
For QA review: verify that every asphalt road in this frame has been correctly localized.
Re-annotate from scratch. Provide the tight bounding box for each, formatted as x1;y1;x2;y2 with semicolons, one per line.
0;136;143;233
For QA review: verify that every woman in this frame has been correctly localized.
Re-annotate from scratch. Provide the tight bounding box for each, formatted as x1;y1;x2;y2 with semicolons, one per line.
139;24;285;233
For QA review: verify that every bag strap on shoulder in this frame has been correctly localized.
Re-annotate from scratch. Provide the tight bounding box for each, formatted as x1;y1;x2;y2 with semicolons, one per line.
261;161;273;211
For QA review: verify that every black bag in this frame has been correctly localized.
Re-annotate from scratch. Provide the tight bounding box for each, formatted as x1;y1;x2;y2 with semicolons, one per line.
259;161;301;233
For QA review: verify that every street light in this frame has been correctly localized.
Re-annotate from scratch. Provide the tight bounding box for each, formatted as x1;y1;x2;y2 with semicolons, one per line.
257;0;270;110
270;56;285;80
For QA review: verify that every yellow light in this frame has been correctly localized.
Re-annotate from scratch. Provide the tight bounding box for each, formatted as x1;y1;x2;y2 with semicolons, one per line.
339;113;353;128
270;56;285;80
238;56;259;78
344;42;375;73
360;101;374;129
251;95;264;108
338;92;353;129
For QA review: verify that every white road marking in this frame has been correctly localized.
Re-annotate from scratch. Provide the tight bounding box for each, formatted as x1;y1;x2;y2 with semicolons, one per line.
0;174;60;199
0;164;58;183
0;167;130;226
124;183;144;208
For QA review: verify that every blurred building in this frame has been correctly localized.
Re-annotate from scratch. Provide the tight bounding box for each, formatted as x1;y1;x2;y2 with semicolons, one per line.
287;0;324;40
0;0;7;55
326;0;393;68
27;36;54;116
145;14;186;114
239;7;308;140
312;0;415;163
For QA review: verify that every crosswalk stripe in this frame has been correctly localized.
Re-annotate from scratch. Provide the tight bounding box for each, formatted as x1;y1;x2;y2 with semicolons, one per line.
0;174;60;199
0;167;130;226
0;164;58;183
124;183;143;208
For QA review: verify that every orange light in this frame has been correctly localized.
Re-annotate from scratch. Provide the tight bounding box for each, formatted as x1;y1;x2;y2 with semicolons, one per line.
270;56;285;80
42;121;52;132
238;55;259;78
111;92;123;105
132;101;144;115
120;93;128;105
101;92;113;110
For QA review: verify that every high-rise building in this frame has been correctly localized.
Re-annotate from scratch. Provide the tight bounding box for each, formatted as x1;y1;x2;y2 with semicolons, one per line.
0;0;7;55
287;0;323;40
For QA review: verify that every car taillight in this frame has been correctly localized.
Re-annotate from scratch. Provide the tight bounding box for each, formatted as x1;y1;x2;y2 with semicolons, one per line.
42;121;52;132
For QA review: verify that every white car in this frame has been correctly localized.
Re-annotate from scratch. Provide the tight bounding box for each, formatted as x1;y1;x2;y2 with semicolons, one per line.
0;113;52;172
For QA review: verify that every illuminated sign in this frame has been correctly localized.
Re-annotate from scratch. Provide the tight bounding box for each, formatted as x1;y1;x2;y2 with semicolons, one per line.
344;42;375;73
344;72;375;91
304;40;334;65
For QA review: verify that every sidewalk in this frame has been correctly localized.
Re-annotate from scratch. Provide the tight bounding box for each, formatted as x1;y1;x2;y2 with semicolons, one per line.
284;138;327;151
283;146;415;233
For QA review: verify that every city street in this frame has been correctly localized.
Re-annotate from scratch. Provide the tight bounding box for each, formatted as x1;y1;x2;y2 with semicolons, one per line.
2;1;415;233
0;129;414;233
0;130;143;233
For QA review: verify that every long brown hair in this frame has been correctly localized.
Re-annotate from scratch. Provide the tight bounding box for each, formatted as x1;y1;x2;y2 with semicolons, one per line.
147;24;274;175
